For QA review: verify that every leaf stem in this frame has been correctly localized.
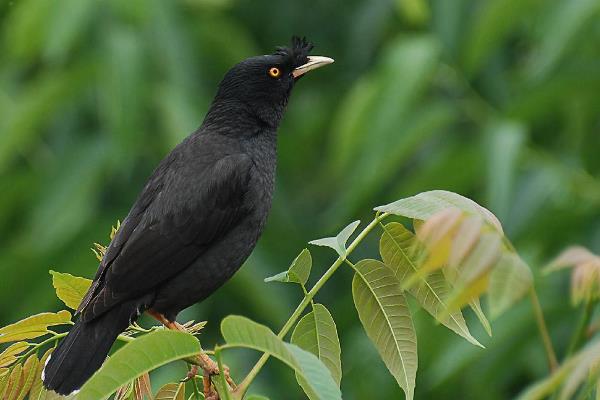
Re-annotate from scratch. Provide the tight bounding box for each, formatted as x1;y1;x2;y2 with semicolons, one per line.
566;298;596;357
301;283;315;309
15;330;135;366
529;288;558;372
17;332;68;362
190;376;202;400
234;212;388;396
214;346;232;400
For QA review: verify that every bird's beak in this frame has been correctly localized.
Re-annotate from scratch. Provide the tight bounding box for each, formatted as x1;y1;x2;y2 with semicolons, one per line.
292;56;334;79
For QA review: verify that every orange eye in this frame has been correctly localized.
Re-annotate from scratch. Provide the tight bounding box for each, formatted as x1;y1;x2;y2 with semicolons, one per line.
268;67;281;78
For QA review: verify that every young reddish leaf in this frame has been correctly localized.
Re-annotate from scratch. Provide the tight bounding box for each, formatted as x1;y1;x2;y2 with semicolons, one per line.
29;348;52;400
15;354;37;400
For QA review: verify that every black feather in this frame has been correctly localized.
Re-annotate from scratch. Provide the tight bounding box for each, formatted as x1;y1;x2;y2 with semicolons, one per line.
43;299;146;395
274;36;314;68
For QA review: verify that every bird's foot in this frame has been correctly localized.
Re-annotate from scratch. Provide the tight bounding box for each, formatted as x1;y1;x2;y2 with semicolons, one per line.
196;354;237;398
197;353;236;387
147;310;237;395
178;364;219;399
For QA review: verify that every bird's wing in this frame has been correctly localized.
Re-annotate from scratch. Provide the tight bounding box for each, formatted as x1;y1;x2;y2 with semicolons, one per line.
78;151;254;322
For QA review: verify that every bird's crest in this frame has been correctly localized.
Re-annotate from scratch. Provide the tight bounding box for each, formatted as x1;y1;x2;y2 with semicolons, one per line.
274;36;314;68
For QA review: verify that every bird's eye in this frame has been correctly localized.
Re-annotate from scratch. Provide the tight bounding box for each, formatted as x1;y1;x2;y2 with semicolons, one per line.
268;67;281;78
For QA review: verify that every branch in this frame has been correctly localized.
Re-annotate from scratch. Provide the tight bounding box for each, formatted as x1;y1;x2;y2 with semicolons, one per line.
233;212;388;398
529;288;559;372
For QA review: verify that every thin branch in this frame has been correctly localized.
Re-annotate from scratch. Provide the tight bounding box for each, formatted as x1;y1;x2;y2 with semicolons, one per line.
234;212;389;397
529;288;559;372
17;332;67;362
190;376;202;400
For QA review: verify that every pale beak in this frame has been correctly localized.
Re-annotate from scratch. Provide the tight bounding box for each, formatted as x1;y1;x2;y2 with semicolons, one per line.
292;56;334;79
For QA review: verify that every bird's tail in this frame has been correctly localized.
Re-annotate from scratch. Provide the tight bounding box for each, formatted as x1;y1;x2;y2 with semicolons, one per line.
42;301;139;395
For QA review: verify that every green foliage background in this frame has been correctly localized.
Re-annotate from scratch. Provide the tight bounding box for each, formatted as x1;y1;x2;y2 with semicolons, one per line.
0;0;599;398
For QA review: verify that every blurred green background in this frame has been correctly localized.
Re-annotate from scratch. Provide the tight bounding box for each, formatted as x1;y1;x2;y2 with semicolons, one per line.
1;0;599;398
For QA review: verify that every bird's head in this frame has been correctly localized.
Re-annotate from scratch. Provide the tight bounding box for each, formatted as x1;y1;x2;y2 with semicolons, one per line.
211;36;334;128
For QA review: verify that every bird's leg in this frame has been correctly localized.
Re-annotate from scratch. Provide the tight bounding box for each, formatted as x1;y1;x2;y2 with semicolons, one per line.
146;310;235;397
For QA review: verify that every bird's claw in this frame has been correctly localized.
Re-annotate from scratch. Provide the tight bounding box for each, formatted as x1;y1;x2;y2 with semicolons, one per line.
193;354;237;399
150;312;236;398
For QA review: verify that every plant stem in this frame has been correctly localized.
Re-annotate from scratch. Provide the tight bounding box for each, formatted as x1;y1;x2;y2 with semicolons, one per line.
17;332;68;362
16;331;134;364
566;299;597;357
214;347;232;400
190;376;202;400
233;213;388;397
529;288;559;372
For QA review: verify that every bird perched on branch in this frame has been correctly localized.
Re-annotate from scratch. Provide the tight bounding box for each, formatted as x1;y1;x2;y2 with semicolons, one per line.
42;36;333;396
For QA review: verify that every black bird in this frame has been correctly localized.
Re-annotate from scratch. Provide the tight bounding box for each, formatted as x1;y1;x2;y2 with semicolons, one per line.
42;37;333;396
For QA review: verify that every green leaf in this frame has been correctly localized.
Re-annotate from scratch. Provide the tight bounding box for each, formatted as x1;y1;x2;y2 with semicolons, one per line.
309;221;361;257
78;330;200;400
287;249;312;285
220;316;341;400
246;396;269;400
154;382;185;400
488;252;533;317
49;270;92;310
291;304;342;389
0;342;30;368
351;259;417;400
470;298;493;338
375;190;503;233
379;223;483;348
0;311;71;344
264;249;312;286
263;271;289;284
